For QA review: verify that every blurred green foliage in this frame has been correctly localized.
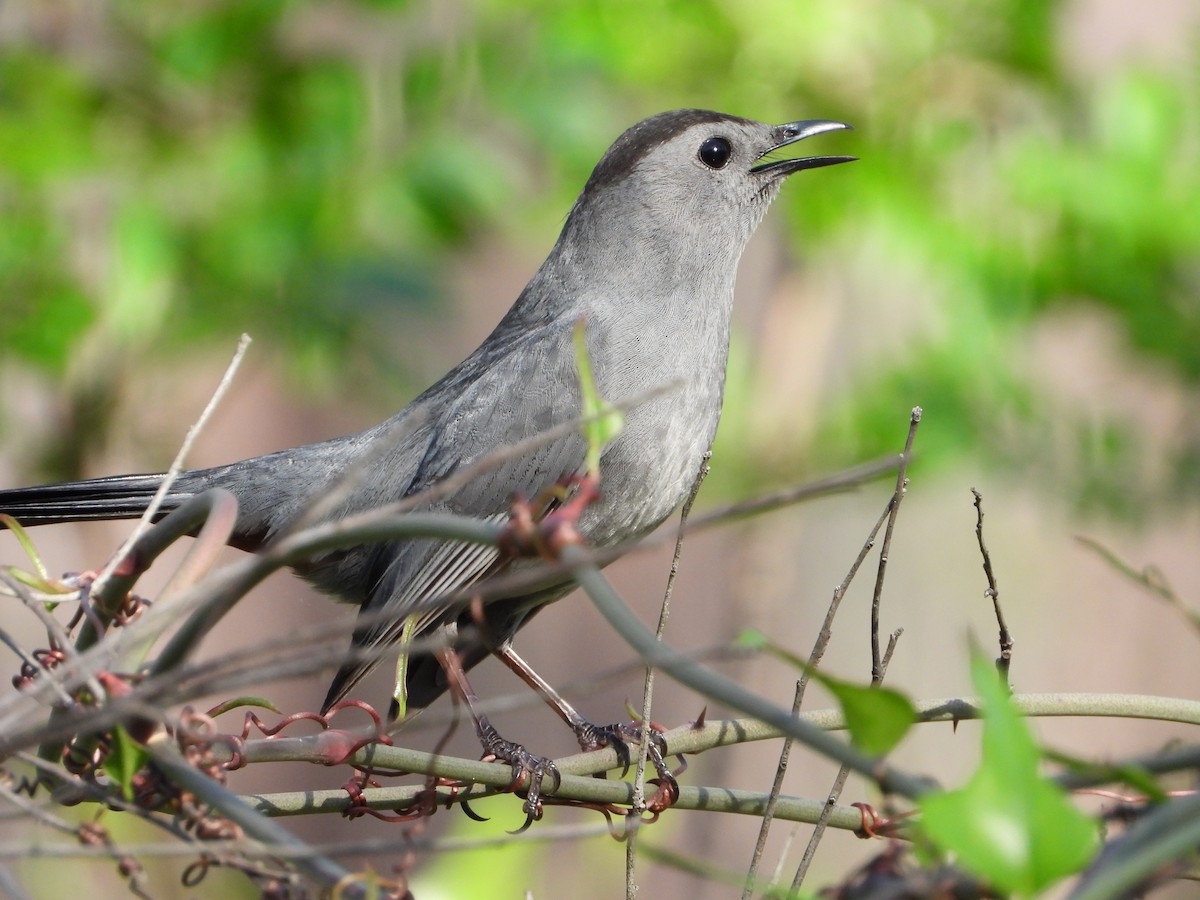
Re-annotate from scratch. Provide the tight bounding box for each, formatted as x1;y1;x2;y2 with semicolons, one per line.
1;0;1197;514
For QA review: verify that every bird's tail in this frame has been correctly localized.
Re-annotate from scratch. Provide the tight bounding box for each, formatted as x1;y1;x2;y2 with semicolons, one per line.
0;473;179;527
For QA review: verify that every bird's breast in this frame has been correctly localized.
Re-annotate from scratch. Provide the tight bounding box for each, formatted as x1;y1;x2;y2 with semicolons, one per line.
577;313;730;546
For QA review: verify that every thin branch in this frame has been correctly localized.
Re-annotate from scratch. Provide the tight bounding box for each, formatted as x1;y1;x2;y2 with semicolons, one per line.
240;691;1200;778
37;490;242;763
75;489;240;656
871;406;920;680
0;864;32;900
225;688;1200;826
627;452;710;898
246;770;871;834
1054;741;1200;792
0;772;82;836
688;455;899;531
790;628;903;893
144;736;359;895
0;513;505;757
93;334;251;603
972;487;1013;680
2;571;73;651
783;411;919;890
0;573;76;706
742;481;897;898
561;543;934;799
1068;792;1200;900
1075;535;1200;635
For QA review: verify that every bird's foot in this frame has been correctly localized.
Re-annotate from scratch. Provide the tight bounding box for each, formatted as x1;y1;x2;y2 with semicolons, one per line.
575;719;679;811
476;718;561;831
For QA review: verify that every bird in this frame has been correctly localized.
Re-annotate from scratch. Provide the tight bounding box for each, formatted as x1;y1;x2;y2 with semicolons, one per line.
1;109;853;777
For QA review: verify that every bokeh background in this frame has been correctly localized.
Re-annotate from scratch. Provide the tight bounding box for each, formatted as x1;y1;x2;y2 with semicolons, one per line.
1;0;1199;897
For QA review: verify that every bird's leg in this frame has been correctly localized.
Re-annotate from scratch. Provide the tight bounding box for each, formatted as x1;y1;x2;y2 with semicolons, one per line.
495;645;674;792
435;648;559;826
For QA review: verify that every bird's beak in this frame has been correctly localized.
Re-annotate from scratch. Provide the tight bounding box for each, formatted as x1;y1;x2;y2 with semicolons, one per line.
751;120;856;176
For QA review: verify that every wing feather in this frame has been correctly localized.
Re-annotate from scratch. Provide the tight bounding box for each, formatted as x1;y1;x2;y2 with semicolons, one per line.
322;320;589;710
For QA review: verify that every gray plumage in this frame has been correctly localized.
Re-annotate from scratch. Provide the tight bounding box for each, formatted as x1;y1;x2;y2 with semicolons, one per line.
0;109;853;712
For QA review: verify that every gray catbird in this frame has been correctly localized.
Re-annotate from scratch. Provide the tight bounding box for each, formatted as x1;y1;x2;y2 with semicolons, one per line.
1;109;852;748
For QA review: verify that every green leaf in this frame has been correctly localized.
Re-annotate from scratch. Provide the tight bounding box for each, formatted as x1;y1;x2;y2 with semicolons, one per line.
741;631;916;755
818;675;917;756
104;725;149;803
918;648;1098;895
573;318;624;478
734;628;769;651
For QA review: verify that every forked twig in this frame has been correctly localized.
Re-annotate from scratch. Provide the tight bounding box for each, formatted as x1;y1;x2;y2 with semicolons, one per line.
744;408;920;898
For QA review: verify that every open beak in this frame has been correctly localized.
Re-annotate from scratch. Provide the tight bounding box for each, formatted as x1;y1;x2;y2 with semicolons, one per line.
751;119;856;176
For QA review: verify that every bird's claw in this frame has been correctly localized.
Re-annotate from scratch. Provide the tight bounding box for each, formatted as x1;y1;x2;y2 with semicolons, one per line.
477;721;560;829
510;753;560;832
576;720;675;798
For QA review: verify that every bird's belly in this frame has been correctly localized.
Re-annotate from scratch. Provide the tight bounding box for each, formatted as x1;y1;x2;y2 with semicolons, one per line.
579;395;719;546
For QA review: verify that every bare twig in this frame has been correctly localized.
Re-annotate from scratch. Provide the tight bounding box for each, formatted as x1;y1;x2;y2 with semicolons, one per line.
881;628;902;672
1075;535;1200;635
745;410;919;898
627;452;710;899
872;407;920;680
563;543;934;799
0;864;32;900
2;571;73;652
790;628;902;892
232;690;1200;813
0;770;81;835
93;334;251;601
689;455;899;531
972;488;1013;680
792;410;921;893
742;486;897;898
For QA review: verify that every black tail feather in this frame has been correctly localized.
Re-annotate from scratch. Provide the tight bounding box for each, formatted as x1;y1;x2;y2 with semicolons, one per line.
0;473;184;527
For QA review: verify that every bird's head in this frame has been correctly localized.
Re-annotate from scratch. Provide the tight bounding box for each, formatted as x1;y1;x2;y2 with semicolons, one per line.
569;109;855;263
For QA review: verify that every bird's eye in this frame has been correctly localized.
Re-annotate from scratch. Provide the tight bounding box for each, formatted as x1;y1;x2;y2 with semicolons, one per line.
698;136;732;169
